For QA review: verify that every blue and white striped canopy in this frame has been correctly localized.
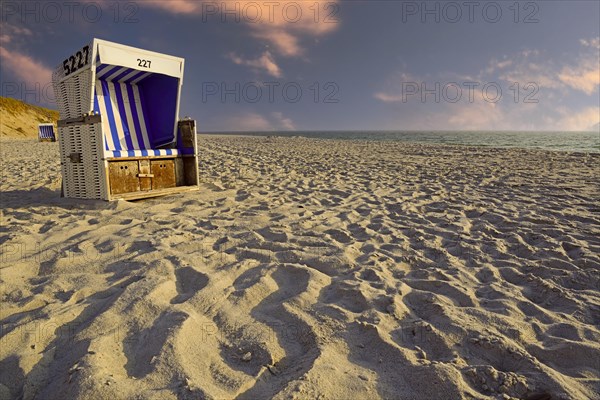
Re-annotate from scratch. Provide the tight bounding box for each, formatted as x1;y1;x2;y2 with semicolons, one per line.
95;64;151;84
91;57;193;158
94;79;153;157
93;78;193;158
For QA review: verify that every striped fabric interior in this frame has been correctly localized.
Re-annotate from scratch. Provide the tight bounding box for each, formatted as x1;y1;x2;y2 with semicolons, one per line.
38;125;55;139
95;64;152;84
94;64;193;158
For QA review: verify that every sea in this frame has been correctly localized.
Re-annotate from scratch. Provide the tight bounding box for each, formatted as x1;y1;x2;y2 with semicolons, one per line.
203;131;600;153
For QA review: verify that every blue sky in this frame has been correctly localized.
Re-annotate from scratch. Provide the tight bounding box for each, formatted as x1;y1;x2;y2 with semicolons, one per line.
1;1;599;131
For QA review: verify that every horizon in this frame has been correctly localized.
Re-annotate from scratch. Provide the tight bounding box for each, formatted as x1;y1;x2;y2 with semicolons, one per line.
199;129;600;134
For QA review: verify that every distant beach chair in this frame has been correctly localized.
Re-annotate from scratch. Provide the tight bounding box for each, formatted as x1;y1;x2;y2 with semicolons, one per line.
38;123;56;142
52;38;199;200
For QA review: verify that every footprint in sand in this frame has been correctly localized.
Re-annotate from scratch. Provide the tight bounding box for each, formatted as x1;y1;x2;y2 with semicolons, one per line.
235;190;251;202
171;267;209;304
236;265;319;400
325;229;353;244
38;221;56;233
321;280;371;313
256;227;288;243
123;311;189;378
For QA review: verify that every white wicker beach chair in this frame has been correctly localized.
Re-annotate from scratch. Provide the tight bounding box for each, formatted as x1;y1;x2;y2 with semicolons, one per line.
38;123;56;142
52;38;199;200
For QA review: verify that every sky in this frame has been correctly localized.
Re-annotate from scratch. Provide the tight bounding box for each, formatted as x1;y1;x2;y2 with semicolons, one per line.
1;0;599;132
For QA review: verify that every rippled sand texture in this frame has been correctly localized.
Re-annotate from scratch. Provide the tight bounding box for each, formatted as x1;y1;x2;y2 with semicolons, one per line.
1;136;599;400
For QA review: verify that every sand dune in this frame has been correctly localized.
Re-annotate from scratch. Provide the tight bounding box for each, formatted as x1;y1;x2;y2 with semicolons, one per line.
1;135;599;399
0;97;58;138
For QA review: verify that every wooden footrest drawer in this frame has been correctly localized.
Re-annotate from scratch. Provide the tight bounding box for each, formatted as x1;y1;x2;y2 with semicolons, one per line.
108;158;177;195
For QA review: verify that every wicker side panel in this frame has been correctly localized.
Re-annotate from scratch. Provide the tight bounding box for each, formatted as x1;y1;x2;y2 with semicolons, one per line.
59;125;82;198
53;68;94;120
58;122;105;199
84;122;107;199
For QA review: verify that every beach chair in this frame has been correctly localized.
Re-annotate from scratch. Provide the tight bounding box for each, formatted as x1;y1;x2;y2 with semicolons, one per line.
52;38;199;200
38;123;56;142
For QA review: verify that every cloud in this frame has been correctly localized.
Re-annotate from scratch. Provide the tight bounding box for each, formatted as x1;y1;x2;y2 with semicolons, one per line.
483;56;515;75
500;63;563;91
0;23;49;83
141;1;339;50
446;102;505;130
496;60;513;69
377;93;596;132
374;38;599;131
272;111;295;130
580;37;600;49
139;0;200;14
251;28;302;57
558;38;599;95
0;46;52;86
228;51;282;77
139;0;340;74
373;92;404;103
491;51;563;91
0;23;33;45
243;1;339;57
554;107;600;131
558;67;600;95
496;39;600;95
1;24;33;41
373;71;425;103
220;111;295;131
223;112;272;131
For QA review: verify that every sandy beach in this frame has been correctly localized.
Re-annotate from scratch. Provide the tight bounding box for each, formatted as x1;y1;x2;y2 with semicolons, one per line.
0;135;599;400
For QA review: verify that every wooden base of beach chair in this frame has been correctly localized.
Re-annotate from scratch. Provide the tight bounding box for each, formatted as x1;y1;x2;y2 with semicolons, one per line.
110;185;199;201
106;155;198;200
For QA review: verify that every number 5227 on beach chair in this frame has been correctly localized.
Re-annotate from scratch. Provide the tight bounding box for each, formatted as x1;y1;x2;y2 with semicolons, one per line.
52;38;200;200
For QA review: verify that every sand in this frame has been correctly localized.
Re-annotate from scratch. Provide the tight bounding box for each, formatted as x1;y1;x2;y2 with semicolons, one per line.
0;135;599;400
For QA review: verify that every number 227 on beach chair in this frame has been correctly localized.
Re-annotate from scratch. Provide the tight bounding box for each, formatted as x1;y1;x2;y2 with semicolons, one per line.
52;38;200;200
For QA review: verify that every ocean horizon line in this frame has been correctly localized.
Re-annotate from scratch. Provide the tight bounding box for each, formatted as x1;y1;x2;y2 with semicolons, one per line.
198;130;599;153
